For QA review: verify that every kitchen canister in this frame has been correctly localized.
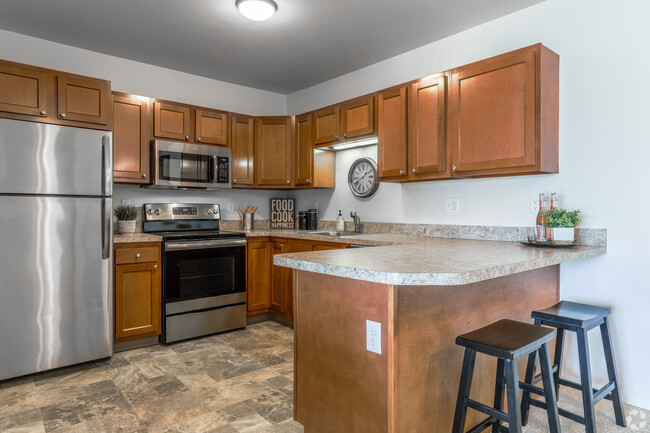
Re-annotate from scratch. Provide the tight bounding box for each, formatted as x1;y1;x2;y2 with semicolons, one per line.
242;213;254;230
307;209;318;230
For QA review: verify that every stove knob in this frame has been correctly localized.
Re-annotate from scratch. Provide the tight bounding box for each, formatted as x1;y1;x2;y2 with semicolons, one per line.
146;209;153;215
207;209;213;214
155;209;161;216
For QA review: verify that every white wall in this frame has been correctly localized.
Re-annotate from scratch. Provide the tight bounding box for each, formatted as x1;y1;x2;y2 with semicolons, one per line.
0;29;286;115
291;0;650;408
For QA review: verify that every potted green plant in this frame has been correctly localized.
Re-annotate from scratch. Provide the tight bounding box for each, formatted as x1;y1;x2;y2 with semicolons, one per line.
545;208;581;241
113;205;138;234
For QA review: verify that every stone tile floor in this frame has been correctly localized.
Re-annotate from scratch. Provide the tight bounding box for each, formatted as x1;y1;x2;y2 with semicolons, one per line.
0;321;647;432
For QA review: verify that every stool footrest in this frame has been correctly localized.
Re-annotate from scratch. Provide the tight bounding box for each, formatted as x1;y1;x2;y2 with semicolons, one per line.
519;381;545;397
466;416;499;433
558;378;614;402
531;364;559;384
593;380;616;403
529;398;586;425
466;399;509;423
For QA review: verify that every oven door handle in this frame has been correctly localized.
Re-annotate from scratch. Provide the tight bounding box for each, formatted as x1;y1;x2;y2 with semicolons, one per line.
165;239;247;251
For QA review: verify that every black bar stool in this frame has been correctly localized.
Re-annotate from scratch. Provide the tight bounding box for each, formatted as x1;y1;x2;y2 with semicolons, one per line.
451;319;561;433
521;301;626;433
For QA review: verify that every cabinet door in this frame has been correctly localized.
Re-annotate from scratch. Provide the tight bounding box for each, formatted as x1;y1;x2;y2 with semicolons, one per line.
313;105;341;146
246;241;271;314
270;242;288;314
255;116;293;187
231;114;255;186
57;74;110;125
0;61;48;117
341;94;375;140
285;241;315;320
409;75;447;177
195;109;228;146
115;262;161;341
378;86;408;179
449;47;536;174
295;113;313;186
153;101;190;141
112;93;150;183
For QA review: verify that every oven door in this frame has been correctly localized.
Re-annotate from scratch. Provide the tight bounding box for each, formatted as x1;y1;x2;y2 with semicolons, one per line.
163;238;246;315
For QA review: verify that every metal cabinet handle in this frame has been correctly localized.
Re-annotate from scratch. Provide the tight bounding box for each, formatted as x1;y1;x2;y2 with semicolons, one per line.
286;180;290;184
60;112;66;118
452;165;457;171
185;135;189;140
399;170;404;175
154;265;158;270
197;137;202;142
142;173;147;178
233;179;237;183
343;133;347;138
306;179;311;183
40;110;46;115
334;135;338;140
279;244;284;247
412;168;416;173
136;253;141;258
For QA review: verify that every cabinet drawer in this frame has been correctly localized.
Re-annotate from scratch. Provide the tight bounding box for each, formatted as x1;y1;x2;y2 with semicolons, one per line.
115;246;159;264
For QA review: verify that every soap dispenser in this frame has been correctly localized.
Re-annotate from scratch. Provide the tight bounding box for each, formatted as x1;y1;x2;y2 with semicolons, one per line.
336;210;345;232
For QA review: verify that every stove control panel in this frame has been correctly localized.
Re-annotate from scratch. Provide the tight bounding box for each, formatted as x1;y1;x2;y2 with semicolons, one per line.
143;203;221;221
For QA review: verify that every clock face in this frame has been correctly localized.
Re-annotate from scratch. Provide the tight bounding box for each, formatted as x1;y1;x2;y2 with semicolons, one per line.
348;157;379;198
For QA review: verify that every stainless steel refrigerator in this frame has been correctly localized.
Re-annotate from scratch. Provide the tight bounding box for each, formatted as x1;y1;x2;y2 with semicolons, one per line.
0;118;113;381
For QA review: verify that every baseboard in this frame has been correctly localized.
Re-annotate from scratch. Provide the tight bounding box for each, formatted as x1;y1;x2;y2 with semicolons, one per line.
623;389;650;410
247;313;293;329
113;335;159;352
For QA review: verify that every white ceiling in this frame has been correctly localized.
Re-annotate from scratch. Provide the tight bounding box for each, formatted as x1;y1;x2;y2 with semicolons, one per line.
0;0;543;94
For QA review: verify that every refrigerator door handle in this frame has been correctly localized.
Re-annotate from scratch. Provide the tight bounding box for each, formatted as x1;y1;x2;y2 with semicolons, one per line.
101;135;113;196
101;198;111;259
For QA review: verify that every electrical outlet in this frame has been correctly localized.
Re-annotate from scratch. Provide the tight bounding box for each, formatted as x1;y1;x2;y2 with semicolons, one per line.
446;198;459;214
530;196;540;214
366;320;381;354
121;199;133;207
227;202;235;213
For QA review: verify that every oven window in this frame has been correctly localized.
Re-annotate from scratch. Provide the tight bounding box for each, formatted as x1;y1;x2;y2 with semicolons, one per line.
159;151;214;183
165;246;245;303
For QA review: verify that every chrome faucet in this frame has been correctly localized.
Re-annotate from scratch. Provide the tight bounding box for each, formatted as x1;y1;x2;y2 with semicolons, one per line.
350;211;361;233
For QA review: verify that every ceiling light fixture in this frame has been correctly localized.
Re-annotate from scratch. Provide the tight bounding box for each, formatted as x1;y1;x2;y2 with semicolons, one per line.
236;0;278;21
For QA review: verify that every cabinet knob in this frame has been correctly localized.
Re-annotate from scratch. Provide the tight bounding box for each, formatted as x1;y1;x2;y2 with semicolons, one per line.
334;135;338;140
343;133;347;138
306;179;311;183
40;110;46;116
279;244;284;247
185;135;189;140
452;165;457;171
412;168;416;173
197;137;202;142
142;173;147;178
286;180;290;184
154;265;158;270
60;112;66;118
233;179;237;183
399;170;404;175
136;253;141;258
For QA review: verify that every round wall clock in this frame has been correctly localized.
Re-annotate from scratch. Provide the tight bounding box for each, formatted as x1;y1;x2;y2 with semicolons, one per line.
348;157;379;198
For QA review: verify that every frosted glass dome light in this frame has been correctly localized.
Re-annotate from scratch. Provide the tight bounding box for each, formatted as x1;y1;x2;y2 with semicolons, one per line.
236;0;278;21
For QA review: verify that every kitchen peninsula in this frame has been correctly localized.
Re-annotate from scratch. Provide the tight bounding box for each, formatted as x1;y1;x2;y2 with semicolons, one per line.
273;235;606;433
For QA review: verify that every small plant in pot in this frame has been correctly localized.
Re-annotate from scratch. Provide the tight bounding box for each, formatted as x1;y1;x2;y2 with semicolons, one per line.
113;205;138;234
545;208;581;242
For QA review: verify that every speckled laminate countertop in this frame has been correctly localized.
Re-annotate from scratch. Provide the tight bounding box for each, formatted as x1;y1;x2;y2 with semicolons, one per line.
113;233;163;244
270;234;606;286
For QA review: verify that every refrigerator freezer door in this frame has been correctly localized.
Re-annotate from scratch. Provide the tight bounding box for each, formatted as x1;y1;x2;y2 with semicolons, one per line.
0;196;113;381
0;118;112;196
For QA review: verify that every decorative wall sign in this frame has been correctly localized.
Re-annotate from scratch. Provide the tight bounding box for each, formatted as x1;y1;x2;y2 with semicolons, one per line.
270;198;295;229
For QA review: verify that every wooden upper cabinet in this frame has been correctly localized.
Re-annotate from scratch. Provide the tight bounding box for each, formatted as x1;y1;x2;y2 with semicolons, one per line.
409;75;448;178
112;93;151;184
449;44;558;176
57;74;110;125
313;104;341;146
341;94;376;140
378;85;408;179
153;101;190;141
255;116;293;187
246;240;271;314
0;61;48;117
231;114;255;186
295;113;313;186
195;109;228;146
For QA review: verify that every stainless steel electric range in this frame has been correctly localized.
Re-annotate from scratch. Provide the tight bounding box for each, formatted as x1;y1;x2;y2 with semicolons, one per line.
143;203;246;343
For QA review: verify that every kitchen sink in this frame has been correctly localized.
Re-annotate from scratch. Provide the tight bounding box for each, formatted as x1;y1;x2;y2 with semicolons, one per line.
312;231;364;237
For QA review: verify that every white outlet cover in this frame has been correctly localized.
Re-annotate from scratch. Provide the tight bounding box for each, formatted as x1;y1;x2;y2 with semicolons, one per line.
446;198;460;214
530;196;540;214
366;320;382;355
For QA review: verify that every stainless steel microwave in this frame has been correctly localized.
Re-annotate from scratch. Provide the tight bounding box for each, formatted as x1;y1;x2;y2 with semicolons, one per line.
146;140;231;190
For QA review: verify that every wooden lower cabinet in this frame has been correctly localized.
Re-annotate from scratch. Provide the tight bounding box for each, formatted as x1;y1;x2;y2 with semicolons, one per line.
114;243;161;342
247;238;346;319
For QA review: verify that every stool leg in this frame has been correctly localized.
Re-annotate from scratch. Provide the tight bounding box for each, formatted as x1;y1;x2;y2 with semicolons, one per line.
600;317;626;427
577;327;597;433
539;343;561;433
492;358;505;433
553;327;565;398
505;358;523;433
520;350;538;426
452;348;476;433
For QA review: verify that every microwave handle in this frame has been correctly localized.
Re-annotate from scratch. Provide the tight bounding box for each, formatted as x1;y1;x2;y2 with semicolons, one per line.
212;155;217;184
